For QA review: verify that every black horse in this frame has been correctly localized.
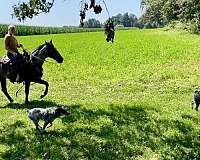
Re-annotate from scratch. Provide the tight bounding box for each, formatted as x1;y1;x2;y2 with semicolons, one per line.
0;40;63;104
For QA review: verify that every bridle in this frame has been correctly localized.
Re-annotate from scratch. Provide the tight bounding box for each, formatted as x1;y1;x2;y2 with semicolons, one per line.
23;45;57;64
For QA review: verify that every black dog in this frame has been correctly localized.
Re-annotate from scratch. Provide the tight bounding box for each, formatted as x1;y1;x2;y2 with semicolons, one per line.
192;90;200;111
28;106;70;131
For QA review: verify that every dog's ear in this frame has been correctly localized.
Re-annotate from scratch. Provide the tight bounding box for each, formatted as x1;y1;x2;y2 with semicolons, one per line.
195;90;198;94
55;108;61;117
57;105;64;109
56;107;70;116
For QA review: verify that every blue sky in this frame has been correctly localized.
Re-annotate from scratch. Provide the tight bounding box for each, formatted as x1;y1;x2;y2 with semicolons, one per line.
0;0;142;26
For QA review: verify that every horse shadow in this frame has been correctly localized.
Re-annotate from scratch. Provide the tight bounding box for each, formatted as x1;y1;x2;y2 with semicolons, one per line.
1;100;58;109
1;100;81;110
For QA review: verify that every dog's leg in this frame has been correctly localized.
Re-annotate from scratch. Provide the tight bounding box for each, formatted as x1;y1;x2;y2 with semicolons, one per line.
33;121;42;131
195;103;199;111
47;122;52;128
192;100;195;110
43;121;50;130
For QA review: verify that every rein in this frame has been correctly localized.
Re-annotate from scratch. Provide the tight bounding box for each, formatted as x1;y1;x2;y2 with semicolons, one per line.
31;54;56;64
23;48;57;64
15;82;37;98
15;83;25;98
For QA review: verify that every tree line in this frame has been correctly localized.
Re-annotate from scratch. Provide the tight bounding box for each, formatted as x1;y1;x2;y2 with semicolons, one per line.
82;13;145;29
140;0;200;33
0;25;105;38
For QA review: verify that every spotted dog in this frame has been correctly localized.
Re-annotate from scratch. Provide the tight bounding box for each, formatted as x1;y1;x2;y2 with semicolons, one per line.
28;106;70;131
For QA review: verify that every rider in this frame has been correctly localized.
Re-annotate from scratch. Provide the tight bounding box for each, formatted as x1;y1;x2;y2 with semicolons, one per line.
4;25;24;83
105;19;115;43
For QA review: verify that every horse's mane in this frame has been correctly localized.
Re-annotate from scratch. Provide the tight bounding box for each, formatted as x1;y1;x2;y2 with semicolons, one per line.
32;43;46;55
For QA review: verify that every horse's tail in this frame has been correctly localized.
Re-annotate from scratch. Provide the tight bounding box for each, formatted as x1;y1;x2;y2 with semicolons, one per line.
0;62;8;78
0;63;2;80
0;59;15;82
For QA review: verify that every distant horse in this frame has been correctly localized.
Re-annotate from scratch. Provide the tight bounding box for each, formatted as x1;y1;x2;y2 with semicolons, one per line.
106;29;115;43
105;28;115;43
0;40;63;104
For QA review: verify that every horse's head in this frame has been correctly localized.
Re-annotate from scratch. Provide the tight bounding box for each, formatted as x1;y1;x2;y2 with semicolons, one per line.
45;40;63;63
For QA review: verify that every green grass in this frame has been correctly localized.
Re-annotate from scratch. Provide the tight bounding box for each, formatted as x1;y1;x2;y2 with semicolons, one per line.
0;29;200;159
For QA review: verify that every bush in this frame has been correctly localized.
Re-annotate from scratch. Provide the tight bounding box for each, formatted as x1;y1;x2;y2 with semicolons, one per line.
167;20;200;34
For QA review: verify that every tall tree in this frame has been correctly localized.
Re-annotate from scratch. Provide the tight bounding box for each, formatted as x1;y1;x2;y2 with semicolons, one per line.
122;13;131;27
111;13;123;26
110;13;140;28
140;0;200;32
140;0;166;26
129;13;138;27
83;18;101;28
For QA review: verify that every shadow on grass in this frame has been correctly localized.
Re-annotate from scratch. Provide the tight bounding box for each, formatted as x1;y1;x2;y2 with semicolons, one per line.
0;104;199;159
1;100;68;109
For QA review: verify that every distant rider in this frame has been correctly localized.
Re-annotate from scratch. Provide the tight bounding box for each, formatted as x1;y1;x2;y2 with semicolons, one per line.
4;25;24;83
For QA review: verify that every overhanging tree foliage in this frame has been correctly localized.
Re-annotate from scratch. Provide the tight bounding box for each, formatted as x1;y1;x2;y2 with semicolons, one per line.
12;0;55;21
140;0;166;27
12;0;105;23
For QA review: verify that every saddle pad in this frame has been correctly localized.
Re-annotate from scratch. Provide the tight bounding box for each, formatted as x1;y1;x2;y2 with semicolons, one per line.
0;57;10;64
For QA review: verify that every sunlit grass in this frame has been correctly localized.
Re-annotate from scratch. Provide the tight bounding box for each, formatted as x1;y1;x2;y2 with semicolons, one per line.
0;29;200;159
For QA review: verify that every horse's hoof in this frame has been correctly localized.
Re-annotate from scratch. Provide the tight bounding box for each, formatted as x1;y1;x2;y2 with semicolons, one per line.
9;99;14;103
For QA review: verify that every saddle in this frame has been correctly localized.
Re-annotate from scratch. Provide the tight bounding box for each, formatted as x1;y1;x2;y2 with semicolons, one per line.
0;57;10;64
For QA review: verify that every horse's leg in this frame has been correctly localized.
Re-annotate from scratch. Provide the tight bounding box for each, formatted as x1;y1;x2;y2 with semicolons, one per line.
25;81;30;104
0;78;14;103
35;79;49;99
112;32;114;43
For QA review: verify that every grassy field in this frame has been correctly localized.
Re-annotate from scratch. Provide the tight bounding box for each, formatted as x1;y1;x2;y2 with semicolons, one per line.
0;29;200;159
